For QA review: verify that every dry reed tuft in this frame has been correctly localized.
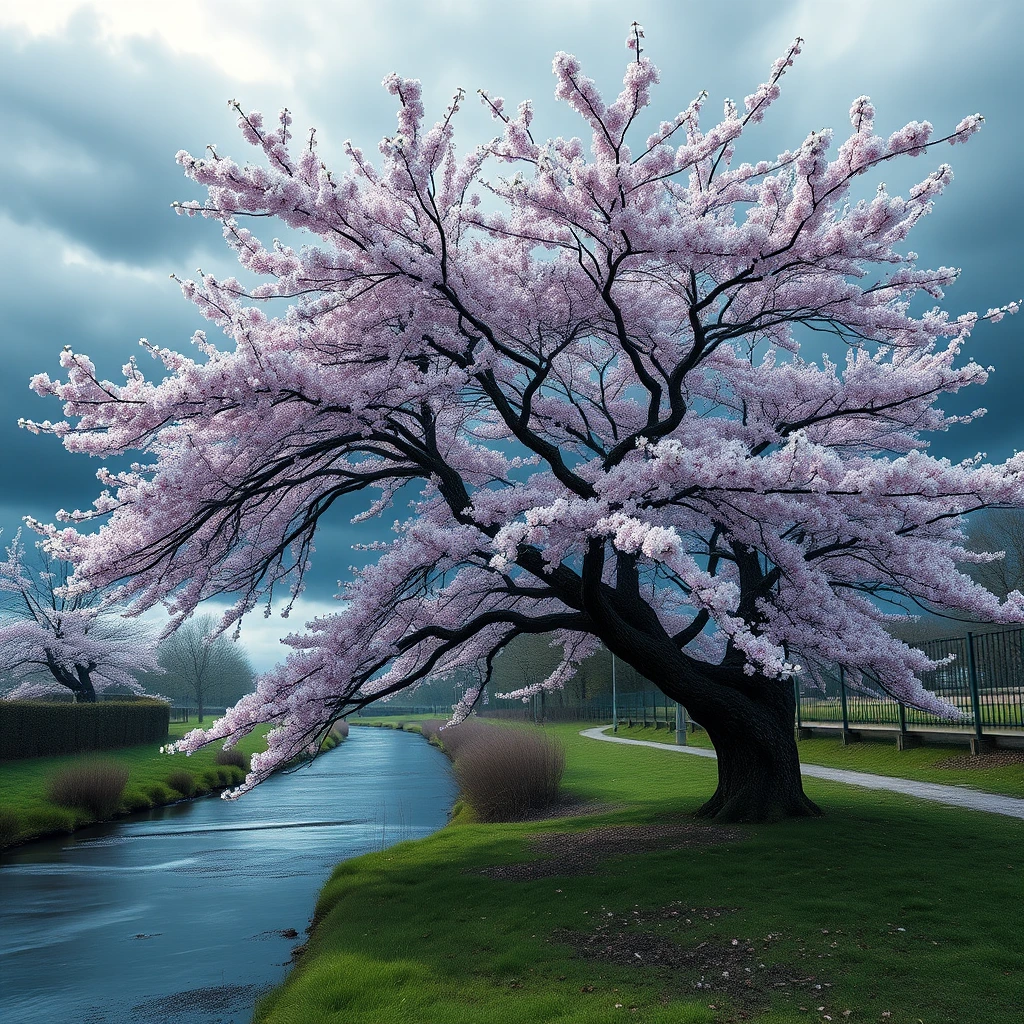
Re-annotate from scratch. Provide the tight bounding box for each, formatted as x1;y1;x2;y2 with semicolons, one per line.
47;759;130;818
418;719;444;743
166;769;197;797
214;747;249;770
433;718;491;758
452;726;566;822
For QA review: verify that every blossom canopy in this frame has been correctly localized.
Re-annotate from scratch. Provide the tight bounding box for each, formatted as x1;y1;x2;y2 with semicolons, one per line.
24;26;1024;816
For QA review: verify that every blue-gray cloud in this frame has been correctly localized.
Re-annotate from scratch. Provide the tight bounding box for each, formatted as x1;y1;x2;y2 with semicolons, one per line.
1;0;1022;620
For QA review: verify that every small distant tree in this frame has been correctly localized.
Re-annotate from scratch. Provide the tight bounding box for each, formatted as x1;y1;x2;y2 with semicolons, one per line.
886;509;1024;646
491;634;561;703
0;530;160;702
25;27;1024;818
490;635;648;707
962;509;1024;602
157;615;254;722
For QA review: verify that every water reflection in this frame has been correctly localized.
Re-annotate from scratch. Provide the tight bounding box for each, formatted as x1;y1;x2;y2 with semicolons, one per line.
0;726;456;1024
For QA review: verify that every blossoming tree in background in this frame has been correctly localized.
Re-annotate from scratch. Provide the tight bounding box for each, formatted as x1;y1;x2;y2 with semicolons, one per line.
24;26;1023;819
0;531;160;702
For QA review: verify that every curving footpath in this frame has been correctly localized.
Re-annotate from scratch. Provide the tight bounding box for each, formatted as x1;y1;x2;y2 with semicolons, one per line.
580;726;1024;821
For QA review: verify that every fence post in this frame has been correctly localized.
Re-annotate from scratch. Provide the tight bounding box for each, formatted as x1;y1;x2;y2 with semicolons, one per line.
839;666;853;745
611;653;618;733
793;675;809;738
966;632;989;755
895;699;919;750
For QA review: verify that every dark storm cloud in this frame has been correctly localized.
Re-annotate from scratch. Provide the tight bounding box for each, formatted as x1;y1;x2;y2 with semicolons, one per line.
0;211;210;519
0;14;230;265
1;0;1022;625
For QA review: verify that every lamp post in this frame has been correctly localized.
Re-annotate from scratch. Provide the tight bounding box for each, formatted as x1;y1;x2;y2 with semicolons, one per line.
612;651;618;733
675;701;688;745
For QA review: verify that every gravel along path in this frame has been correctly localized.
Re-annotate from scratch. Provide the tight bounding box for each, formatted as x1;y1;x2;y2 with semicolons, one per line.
580;726;1024;821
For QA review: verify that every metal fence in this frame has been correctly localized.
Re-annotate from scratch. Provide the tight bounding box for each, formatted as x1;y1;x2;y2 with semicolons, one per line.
365;692;689;731
796;627;1024;743
169;706;229;724
481;691;682;727
358;626;1024;745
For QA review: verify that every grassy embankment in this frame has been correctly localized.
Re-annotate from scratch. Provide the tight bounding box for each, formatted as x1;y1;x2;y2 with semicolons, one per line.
254;719;1022;1024
0;721;274;847
608;723;1024;798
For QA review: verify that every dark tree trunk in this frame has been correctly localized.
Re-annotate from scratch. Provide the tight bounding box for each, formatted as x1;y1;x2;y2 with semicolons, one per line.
577;543;821;824
603;652;823;821
686;675;821;823
73;665;97;703
44;652;97;702
643;655;821;822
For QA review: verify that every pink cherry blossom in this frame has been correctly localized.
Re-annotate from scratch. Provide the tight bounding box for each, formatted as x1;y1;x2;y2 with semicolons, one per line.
0;530;161;702
22;31;1023;817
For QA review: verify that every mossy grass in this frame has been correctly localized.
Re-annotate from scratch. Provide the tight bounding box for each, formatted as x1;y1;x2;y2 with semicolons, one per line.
609;722;1024;798
255;721;1022;1023
0;721;271;847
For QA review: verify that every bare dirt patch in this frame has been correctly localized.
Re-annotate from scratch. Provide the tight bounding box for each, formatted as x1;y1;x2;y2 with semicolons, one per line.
475;822;744;880
934;750;1024;770
519;795;627;821
551;903;832;1012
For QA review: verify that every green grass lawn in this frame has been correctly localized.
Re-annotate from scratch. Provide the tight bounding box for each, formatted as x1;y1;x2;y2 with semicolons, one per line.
254;720;1023;1024
607;723;1024;798
0;721;272;847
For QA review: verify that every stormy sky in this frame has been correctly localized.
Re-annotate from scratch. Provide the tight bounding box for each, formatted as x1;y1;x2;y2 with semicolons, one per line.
1;0;1021;669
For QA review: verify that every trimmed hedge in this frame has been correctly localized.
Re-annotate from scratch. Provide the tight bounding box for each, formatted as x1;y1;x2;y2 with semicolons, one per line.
0;700;171;760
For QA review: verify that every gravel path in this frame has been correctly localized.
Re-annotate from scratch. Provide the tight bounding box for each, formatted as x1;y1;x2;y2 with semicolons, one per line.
580;726;1024;820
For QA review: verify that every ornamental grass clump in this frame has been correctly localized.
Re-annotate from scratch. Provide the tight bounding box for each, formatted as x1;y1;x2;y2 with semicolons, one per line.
47;759;130;818
214;747;249;770
434;718;491;758
418;719;444;744
453;727;566;822
166;769;197;797
320;721;348;751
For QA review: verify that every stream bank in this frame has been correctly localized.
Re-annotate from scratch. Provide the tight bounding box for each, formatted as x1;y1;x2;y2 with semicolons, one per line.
0;725;457;1024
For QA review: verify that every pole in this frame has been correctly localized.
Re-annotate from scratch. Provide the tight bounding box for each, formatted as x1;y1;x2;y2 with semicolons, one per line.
966;631;986;754
675;702;687;745
612;652;618;733
839;666;850;731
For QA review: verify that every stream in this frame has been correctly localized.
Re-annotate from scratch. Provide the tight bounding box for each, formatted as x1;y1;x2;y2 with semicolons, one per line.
0;725;457;1024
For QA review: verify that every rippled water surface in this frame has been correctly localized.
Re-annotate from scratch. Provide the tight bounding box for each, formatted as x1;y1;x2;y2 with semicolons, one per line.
0;725;456;1024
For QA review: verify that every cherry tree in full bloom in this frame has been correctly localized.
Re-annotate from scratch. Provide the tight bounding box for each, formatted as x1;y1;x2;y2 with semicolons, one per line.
24;26;1024;819
0;531;161;702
